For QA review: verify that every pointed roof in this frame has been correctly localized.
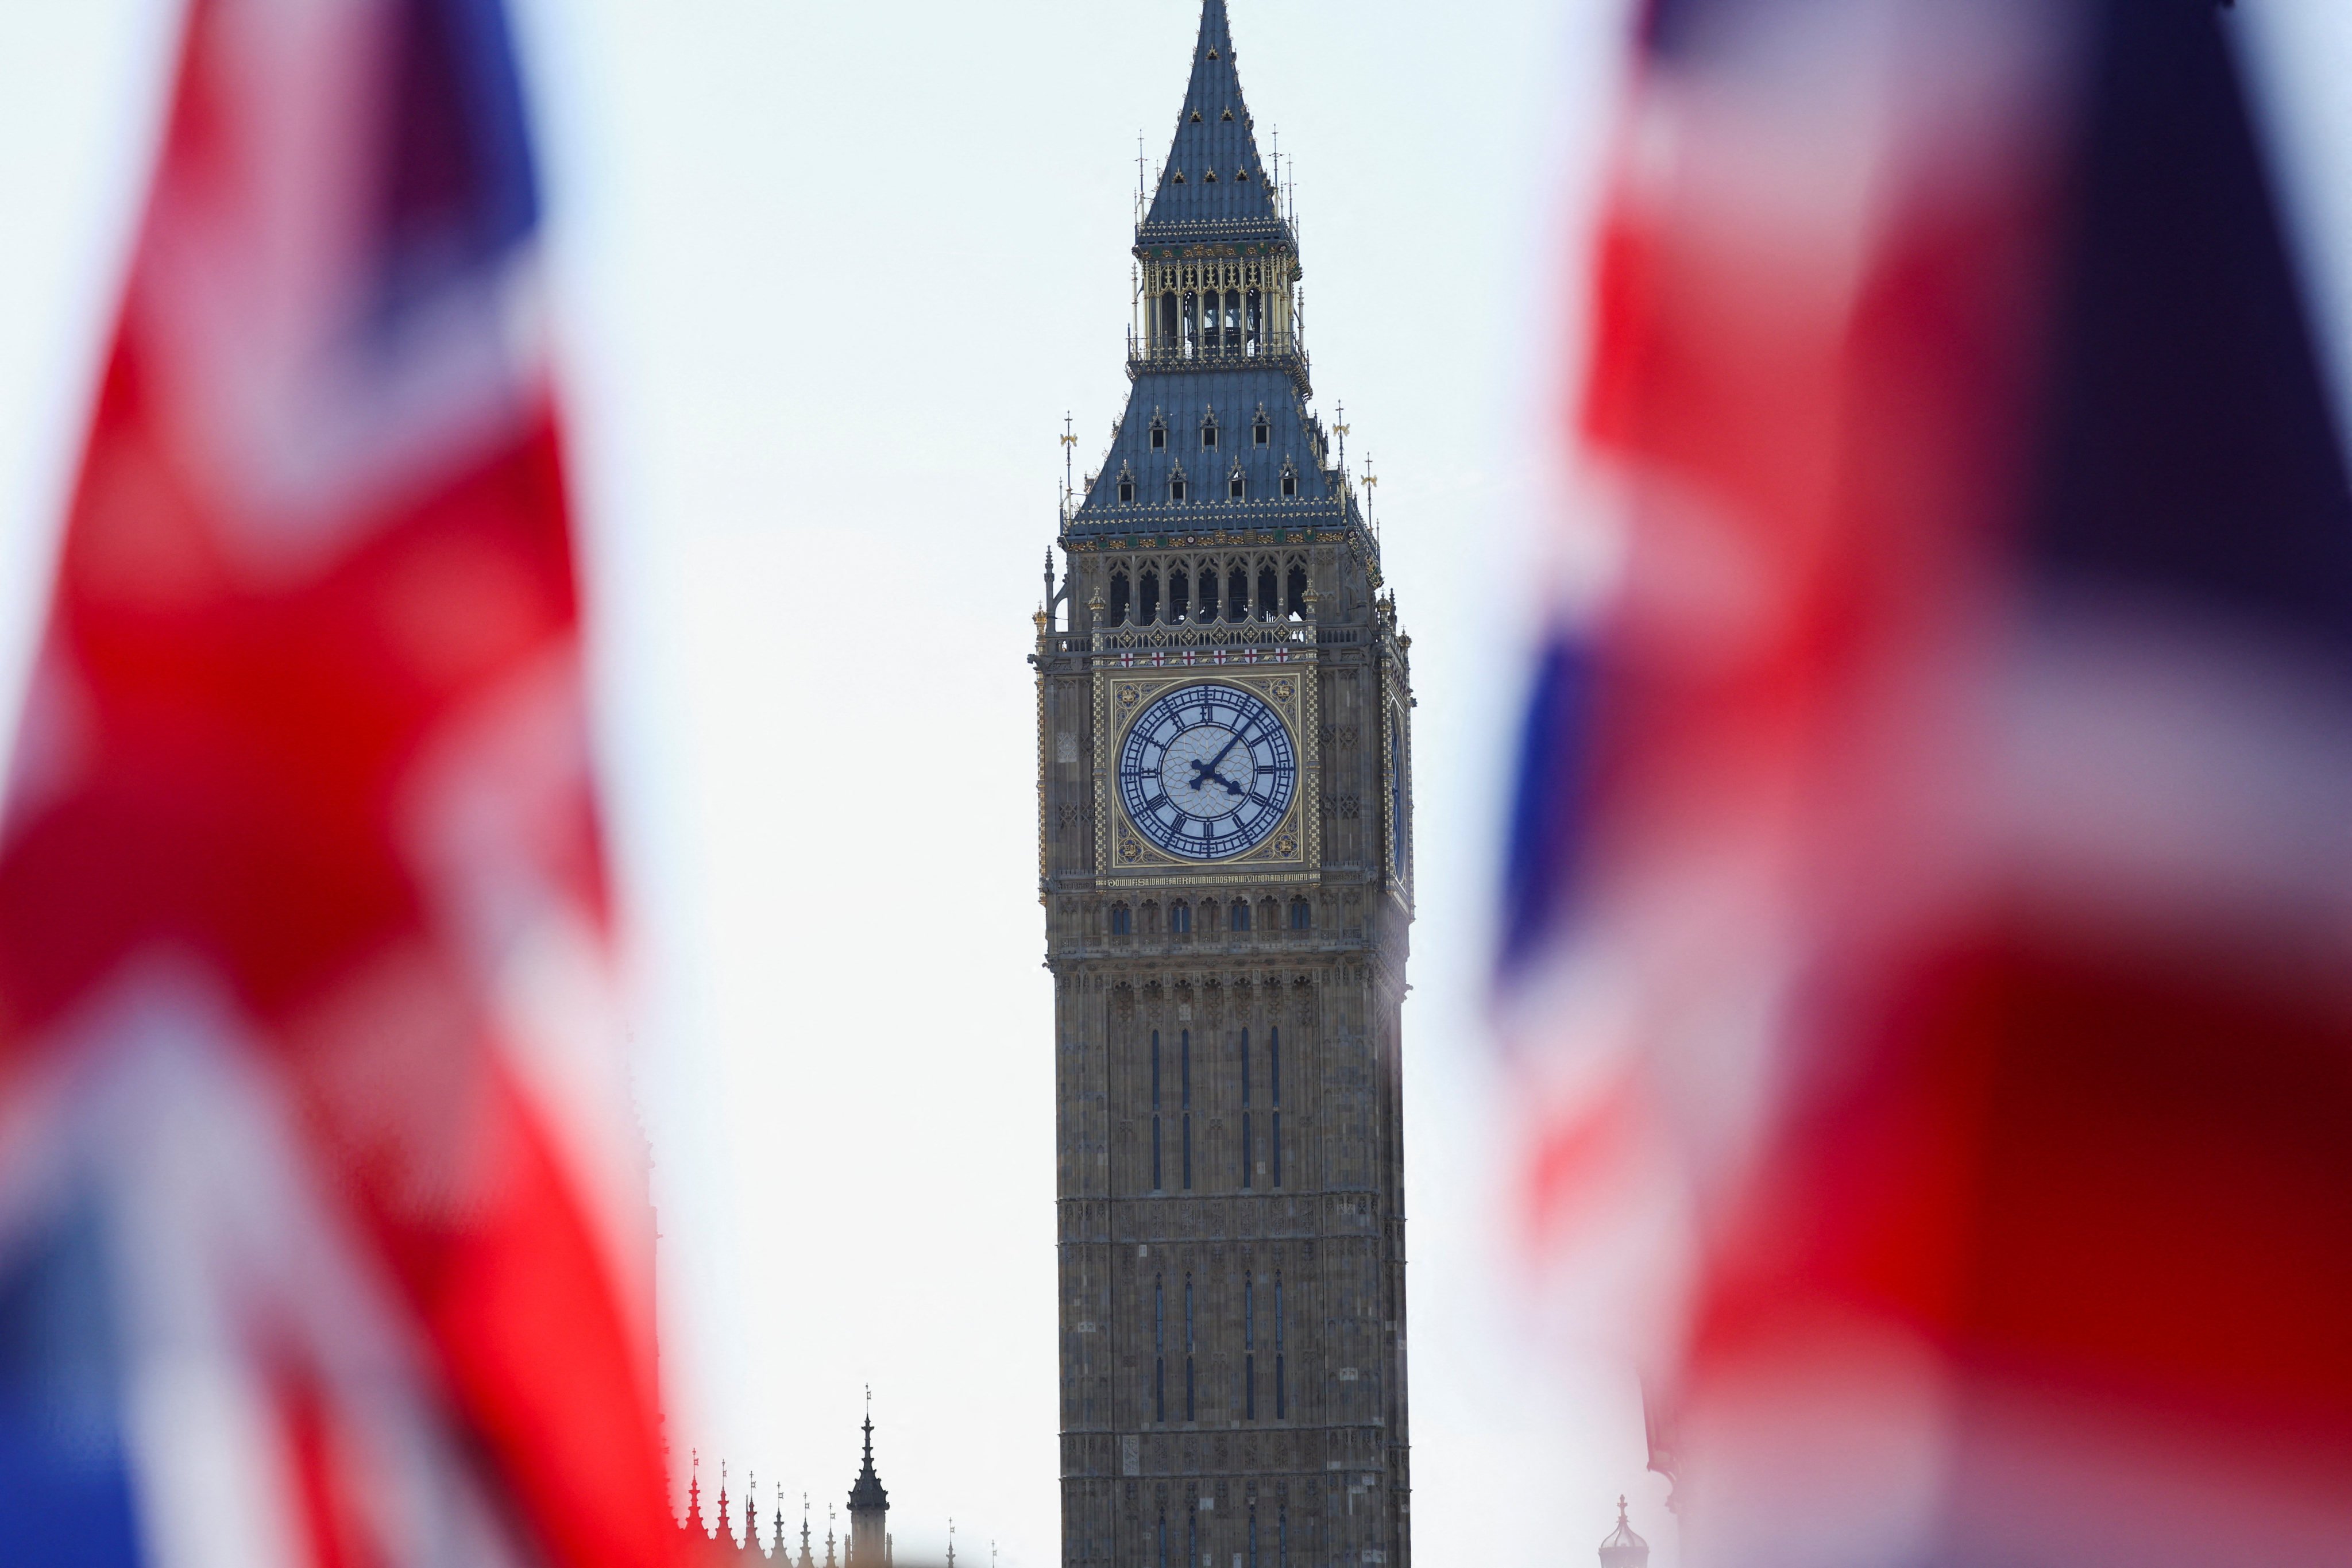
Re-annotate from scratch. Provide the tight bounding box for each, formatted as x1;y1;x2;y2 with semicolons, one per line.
1598;1497;1650;1568
847;1407;889;1514
1140;0;1291;249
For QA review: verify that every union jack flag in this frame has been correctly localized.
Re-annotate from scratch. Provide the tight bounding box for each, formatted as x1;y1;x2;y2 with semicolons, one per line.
0;2;671;1565
1506;1;2352;1561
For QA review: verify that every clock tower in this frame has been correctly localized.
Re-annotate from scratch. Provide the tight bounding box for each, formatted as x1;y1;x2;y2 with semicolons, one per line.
1034;5;1412;1567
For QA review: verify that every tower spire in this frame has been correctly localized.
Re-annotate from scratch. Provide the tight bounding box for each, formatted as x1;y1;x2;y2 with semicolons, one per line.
1138;0;1289;248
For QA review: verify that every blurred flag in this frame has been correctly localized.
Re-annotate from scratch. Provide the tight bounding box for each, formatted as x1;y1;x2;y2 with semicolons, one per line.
1506;0;2352;1563
0;2;671;1566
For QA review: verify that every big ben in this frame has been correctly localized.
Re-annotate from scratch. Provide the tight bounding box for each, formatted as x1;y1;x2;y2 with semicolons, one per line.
1035;5;1412;1566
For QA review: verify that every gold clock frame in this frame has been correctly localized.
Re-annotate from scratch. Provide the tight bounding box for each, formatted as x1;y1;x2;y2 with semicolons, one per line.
1094;664;1320;884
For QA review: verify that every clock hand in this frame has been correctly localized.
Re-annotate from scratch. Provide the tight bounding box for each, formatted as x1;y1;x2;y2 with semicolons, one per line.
1186;731;1246;786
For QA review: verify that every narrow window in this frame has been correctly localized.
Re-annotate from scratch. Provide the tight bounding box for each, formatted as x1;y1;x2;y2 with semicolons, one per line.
1225;289;1243;349
1231;898;1251;932
1152;1030;1163;1190
1248;292;1264;353
1245;1279;1257;1419
1230;474;1247;500
1118;478;1136;504
1249;1510;1259;1568
1228;564;1249;621
1289;898;1311;931
1158;292;1178;349
1184;1275;1196;1422
1199;566;1219;619
1181;1029;1193;1190
1275;1276;1286;1418
1171;902;1191;935
1287;563;1308;616
1141;568;1161;623
1111;903;1131;936
1155;1277;1167;1423
1280;470;1297;499
1158;1516;1168;1568
1168;567;1189;622
1187;1520;1198;1568
1270;1027;1283;1188
1151;423;1168;451
1241;1028;1253;1188
1279;1508;1287;1568
1109;573;1130;626
1253;416;1270;446
1183;292;1199;352
1171;477;1188;503
1258;563;1280;617
1202;422;1219;450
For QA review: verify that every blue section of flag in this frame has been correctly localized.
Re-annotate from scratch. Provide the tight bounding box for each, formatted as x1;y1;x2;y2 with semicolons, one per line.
2030;0;2352;653
1500;632;1597;976
374;0;540;325
0;1203;144;1568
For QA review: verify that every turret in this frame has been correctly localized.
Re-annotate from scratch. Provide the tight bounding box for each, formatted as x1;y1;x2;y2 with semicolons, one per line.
1599;1497;1650;1568
847;1397;890;1566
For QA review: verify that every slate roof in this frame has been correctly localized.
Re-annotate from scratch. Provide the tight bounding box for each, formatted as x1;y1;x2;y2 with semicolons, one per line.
1069;368;1359;538
1138;0;1293;250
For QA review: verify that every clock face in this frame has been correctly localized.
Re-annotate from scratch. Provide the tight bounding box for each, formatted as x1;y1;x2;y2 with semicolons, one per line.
1118;683;1297;860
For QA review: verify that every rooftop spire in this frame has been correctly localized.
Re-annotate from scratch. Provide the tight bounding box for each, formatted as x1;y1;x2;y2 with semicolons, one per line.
1140;0;1290;247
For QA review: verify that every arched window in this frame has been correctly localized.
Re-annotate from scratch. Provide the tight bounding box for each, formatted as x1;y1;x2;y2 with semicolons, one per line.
1228;564;1249;620
1288;898;1311;931
1170;476;1188;504
1182;291;1199;354
1201;420;1219;451
1225;289;1243;349
1152;1029;1163;1189
1169;902;1191;936
1118;478;1135;504
1140;569;1160;624
1203;900;1222;935
1169;567;1189;623
1279;466;1298;499
1253;412;1270;446
1246;290;1264;353
1158;291;1179;350
1230;472;1246;501
1109;572;1130;625
1287;562;1308;617
1154;1277;1167;1423
1110;903;1132;936
1257;897;1279;932
1150;417;1168;450
1230;898;1251;932
1258;563;1280;618
1198;564;1220;620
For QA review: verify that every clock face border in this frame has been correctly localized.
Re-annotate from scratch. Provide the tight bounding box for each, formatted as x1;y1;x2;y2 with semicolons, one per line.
1100;670;1314;878
1117;683;1297;860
